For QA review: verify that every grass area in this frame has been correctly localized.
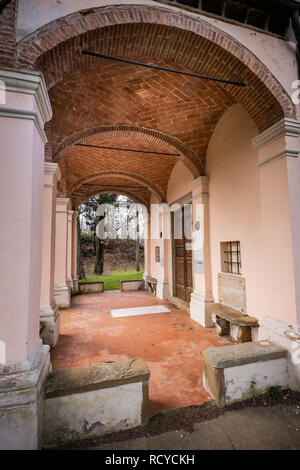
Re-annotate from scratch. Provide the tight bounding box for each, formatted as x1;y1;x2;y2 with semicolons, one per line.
78;270;144;291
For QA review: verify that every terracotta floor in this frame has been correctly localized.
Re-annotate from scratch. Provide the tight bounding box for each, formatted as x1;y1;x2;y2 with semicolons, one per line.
51;291;231;417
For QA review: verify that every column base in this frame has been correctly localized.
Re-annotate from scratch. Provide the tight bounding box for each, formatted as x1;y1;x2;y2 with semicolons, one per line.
40;301;60;348
54;284;70;309
190;290;214;327
72;275;79;295
156;280;170;300
67;276;74;293
0;340;51;450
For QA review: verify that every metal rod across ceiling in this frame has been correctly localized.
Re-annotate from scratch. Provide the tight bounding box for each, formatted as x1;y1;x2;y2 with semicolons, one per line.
82;184;148;190
81;49;247;87
76;143;180;157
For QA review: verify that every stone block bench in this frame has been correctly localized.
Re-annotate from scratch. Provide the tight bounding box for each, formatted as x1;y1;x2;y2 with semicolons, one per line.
43;358;150;448
78;280;104;294
145;277;157;295
209;303;259;343
203;340;288;407
120;279;145;291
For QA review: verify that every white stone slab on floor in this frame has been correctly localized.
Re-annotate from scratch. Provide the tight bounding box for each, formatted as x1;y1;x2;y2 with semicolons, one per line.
111;305;170;318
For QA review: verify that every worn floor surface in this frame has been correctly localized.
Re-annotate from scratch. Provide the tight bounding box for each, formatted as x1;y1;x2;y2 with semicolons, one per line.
51;290;231;417
92;406;300;450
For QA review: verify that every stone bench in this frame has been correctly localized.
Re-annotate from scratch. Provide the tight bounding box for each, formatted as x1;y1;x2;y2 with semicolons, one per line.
209;303;259;343
43;358;150;448
78;280;104;294
203;340;288;407
120;279;145;291
145;277;157;295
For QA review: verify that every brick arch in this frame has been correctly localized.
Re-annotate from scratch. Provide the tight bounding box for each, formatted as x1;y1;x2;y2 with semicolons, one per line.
73;189;150;210
16;4;295;131
55;125;202;177
68;170;166;202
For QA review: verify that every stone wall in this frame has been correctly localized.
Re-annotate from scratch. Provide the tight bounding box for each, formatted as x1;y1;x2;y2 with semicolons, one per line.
43;358;150;448
78;280;104;294
120;279;145;291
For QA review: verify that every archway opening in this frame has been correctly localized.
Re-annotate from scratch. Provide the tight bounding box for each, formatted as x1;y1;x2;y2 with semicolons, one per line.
78;193;145;283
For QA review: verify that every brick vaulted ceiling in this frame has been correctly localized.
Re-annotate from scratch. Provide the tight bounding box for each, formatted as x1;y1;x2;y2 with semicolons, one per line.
30;19;294;207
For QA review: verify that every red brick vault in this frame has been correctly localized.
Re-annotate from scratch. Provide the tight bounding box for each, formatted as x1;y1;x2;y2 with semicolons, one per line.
3;3;295;205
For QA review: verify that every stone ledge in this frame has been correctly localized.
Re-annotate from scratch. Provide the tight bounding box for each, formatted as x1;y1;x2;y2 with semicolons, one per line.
120;279;145;291
44;358;150;399
203;340;287;369
78;280;104;294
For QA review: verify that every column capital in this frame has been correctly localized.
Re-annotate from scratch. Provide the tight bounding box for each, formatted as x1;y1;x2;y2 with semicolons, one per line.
0;67;52;123
0;67;52;144
67;209;74;221
252;117;300;169
44;162;61;181
190;176;209;201
56;198;70;212
251;118;300;150
189;176;209;191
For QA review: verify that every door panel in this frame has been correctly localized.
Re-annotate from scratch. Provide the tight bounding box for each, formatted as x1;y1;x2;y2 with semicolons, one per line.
173;205;193;303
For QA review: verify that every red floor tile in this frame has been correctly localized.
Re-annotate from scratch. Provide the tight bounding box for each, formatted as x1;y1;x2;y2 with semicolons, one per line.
50;291;231;417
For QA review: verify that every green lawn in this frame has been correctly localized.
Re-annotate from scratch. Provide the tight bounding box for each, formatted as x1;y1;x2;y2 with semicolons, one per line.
78;270;144;291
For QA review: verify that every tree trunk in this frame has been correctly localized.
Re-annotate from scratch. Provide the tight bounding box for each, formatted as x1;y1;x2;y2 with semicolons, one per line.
136;209;140;272
94;215;105;274
77;215;85;279
93;231;96;255
95;237;104;274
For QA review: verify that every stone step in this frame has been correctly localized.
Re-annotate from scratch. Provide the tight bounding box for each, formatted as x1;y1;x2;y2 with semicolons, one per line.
203;340;289;407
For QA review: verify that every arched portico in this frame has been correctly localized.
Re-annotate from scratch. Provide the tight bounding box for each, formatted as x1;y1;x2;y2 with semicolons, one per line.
1;1;300;449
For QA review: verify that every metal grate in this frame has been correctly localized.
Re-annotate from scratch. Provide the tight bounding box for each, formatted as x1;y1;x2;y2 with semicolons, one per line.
223;241;241;275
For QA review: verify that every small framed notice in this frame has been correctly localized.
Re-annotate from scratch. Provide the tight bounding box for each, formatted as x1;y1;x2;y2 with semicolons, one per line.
155;246;160;263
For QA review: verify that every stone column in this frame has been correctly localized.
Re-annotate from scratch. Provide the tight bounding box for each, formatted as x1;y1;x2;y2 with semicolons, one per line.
252;118;300;327
40;162;61;348
143;213;151;280
251;117;300;392
189;176;214;327
0;67;52;449
71;211;78;294
67;209;74;293
156;203;170;300
54;198;71;308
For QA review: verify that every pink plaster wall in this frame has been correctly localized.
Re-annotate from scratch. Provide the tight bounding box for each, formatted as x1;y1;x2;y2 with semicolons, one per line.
40;170;57;306
207;104;264;319
207;104;298;324
0;104;44;362
258;156;297;324
54;199;70;286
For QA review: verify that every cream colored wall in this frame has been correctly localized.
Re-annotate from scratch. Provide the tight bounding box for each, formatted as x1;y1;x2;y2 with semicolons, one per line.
167;161;194;205
207;104;265;320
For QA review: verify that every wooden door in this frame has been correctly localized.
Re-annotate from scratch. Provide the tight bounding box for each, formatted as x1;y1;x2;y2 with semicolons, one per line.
173;205;193;303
